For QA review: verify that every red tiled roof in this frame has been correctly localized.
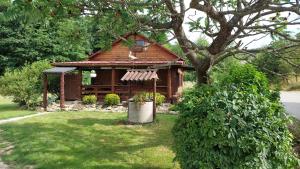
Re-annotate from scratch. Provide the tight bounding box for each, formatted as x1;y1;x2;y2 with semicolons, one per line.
53;60;185;67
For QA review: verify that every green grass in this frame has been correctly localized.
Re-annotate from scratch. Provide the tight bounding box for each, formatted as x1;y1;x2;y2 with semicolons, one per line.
0;96;36;120
0;112;180;169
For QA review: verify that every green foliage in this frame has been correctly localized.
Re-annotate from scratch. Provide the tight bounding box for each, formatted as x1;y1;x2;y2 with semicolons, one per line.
132;92;152;104
132;92;166;106
82;95;97;105
155;93;166;106
210;57;240;82
252;40;299;84
217;64;269;93
184;71;196;82
0;1;91;75
165;37;209;67
82;71;92;85
173;65;299;169
104;93;120;106
0;60;51;108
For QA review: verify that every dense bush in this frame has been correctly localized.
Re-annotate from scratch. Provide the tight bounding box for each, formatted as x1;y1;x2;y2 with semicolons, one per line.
216;64;269;94
104;93;120;106
132;92;165;106
217;64;282;103
82;95;97;105
0;60;51;108
172;65;299;169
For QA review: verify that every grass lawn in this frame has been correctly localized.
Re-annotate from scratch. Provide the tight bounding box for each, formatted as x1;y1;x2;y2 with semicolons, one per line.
0;96;36;120
0;112;179;169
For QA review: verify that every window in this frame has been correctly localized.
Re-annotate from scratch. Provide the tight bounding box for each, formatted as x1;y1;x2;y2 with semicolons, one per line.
136;40;145;47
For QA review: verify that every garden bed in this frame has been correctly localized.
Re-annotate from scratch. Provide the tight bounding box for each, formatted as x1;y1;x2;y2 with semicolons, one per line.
42;101;178;115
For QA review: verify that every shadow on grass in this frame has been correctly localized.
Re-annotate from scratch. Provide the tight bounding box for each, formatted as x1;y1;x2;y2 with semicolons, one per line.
0;114;177;169
68;118;118;126
0;103;20;112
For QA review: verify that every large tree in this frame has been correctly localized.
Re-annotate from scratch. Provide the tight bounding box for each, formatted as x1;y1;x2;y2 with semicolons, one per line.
7;0;300;83
0;0;91;74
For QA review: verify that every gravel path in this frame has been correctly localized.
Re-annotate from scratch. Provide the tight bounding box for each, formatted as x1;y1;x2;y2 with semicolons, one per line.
280;91;300;120
0;161;9;169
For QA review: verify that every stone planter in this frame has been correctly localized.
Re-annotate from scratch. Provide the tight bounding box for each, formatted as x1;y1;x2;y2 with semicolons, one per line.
128;101;153;123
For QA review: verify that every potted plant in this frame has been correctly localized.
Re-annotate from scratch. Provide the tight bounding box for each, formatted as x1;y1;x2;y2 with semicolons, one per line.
128;92;154;123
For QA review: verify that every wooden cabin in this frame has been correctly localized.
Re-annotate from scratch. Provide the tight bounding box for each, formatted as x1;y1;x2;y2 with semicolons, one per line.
48;33;192;103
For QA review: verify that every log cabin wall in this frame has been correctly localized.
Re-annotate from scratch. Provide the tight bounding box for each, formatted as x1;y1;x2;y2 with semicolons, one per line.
92;69;111;85
90;35;179;62
64;73;82;101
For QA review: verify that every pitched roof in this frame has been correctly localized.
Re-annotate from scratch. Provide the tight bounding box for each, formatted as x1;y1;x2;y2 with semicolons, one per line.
88;33;184;61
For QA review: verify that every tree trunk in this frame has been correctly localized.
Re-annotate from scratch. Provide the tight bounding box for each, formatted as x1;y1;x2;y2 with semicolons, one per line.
196;67;209;84
195;57;212;84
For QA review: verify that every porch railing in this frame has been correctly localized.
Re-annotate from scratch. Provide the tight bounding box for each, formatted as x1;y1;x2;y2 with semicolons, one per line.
82;84;168;100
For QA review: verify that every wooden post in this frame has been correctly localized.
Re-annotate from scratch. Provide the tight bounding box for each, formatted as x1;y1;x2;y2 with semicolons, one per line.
178;68;183;87
43;73;48;111
153;78;157;120
129;81;132;98
167;68;172;100
60;72;65;110
78;70;82;100
111;68;116;93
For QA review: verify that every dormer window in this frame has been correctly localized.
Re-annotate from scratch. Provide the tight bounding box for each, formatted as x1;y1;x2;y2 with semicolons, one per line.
136;40;145;47
130;40;148;52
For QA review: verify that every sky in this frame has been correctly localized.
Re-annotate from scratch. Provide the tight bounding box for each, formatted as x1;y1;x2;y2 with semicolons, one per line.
179;0;300;49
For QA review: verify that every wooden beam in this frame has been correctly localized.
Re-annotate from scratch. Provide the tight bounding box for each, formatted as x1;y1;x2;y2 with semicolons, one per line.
129;81;132;98
167;68;172;99
111;68;116;93
60;72;65;110
178;68;183;87
43;73;48;111
153;78;157;120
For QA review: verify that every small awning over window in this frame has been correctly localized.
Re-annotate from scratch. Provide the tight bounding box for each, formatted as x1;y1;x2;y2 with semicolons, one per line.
43;67;77;74
121;69;158;81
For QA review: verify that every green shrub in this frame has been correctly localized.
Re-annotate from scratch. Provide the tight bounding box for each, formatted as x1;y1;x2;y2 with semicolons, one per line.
104;93;120;106
132;92;165;106
82;95;97;105
172;65;299;169
217;64;270;95
155;93;166;106
173;85;299;169
132;92;152;104
0;60;51;108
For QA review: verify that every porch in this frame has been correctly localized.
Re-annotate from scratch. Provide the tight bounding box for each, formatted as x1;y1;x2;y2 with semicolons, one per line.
79;68;177;101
